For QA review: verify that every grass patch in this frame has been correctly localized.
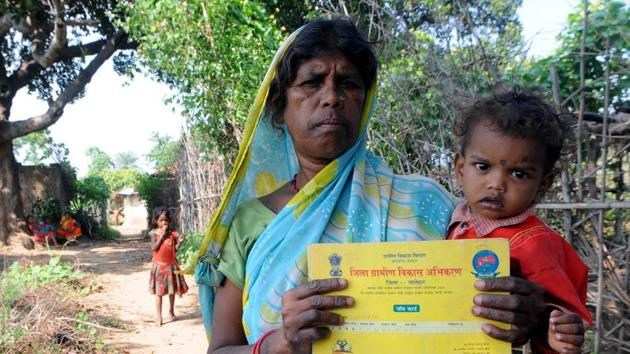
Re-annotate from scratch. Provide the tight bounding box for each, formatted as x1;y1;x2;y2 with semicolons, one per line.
0;256;120;353
90;224;121;241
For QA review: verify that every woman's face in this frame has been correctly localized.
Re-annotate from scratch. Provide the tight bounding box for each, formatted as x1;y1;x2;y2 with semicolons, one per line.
282;53;366;164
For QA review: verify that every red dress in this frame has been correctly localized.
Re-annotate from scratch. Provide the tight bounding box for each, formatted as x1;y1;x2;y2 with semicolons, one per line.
448;214;591;324
149;230;188;296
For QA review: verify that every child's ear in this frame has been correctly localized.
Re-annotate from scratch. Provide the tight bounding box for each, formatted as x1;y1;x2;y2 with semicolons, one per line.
454;153;465;186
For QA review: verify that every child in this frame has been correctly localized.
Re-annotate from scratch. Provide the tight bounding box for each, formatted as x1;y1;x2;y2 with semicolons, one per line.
149;208;188;326
448;88;591;354
26;215;59;247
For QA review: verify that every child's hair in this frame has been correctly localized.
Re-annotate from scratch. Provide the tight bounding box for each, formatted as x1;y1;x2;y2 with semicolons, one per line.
454;87;571;175
152;208;171;226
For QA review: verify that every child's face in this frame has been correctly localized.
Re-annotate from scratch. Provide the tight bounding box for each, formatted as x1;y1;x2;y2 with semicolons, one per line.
455;123;552;219
156;214;170;228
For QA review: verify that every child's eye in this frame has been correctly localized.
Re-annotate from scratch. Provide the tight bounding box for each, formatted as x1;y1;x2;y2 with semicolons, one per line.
474;163;489;171
511;170;528;179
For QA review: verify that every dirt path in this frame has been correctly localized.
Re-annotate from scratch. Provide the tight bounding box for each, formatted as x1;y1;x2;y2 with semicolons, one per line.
0;229;208;354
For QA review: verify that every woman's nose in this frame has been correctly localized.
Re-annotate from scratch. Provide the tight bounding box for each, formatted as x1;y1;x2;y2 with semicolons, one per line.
320;80;342;108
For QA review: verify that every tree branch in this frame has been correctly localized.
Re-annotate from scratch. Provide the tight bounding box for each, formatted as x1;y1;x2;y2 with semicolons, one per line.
32;0;68;68
0;14;14;39
1;30;128;141
10;35;137;91
66;19;100;27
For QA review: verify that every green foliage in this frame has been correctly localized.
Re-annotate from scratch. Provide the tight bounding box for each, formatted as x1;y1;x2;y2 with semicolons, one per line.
72;176;111;209
514;0;629;113
114;151;140;169
13;129;70;166
69;176;110;238
30;196;62;224
345;0;524;179
177;231;204;268
0;256;83;307
99;168;142;193
137;173;168;215
146;132;181;169
124;0;284;160
86;147;115;174
97;225;122;240
0;1;123;103
0;257;109;352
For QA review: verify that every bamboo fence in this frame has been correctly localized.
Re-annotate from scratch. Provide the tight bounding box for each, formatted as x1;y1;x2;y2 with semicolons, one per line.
176;134;226;234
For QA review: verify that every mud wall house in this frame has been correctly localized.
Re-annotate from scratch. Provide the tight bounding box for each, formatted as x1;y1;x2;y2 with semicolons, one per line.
119;188;149;231
18;163;75;216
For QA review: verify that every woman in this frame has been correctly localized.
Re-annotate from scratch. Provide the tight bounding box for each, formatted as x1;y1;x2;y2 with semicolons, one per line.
195;18;546;353
56;212;82;241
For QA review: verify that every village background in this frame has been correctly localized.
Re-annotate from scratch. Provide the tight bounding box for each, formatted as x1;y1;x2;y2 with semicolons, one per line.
0;0;628;353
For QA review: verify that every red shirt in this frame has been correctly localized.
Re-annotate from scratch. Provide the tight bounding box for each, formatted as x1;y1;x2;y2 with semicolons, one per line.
152;230;179;265
448;203;592;325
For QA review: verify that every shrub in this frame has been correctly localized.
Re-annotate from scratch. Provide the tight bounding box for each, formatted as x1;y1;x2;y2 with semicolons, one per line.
0;257;113;353
68;176;110;238
30;197;62;224
0;256;83;307
177;231;203;269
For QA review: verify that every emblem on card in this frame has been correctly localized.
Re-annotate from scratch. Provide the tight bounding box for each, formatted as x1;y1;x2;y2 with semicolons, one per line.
332;339;352;353
328;253;343;277
471;250;500;279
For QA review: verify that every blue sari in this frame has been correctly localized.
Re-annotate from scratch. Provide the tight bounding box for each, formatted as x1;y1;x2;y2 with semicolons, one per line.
191;27;455;343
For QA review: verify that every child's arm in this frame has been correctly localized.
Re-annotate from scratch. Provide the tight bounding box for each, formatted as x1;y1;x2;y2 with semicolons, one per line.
548;309;585;354
175;232;185;251
151;226;167;252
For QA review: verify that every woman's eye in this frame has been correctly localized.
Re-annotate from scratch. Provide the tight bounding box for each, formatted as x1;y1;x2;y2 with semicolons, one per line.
512;170;528;179
301;80;320;88
341;79;359;88
474;163;489;171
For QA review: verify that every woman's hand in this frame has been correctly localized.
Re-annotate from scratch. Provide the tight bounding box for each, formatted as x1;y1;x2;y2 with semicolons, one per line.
276;278;354;354
472;276;546;345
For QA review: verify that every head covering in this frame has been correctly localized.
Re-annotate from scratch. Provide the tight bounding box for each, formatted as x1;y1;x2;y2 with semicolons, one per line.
190;24;455;344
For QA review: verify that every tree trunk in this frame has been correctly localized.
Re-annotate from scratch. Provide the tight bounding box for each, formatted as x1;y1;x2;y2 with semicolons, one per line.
0;139;23;244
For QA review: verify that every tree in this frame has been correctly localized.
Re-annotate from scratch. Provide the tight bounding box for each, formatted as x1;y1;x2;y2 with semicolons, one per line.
0;1;136;243
86;146;114;174
14;129;69;165
114;151;139;169
146;132;180;170
516;0;629;113
100;168;141;194
314;0;524;185
124;0;283;161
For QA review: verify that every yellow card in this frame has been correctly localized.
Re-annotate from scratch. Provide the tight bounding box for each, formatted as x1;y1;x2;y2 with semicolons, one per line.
307;239;510;354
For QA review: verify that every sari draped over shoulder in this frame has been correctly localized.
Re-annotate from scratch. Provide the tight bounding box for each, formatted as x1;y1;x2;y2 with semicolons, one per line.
190;27;455;344
56;215;82;239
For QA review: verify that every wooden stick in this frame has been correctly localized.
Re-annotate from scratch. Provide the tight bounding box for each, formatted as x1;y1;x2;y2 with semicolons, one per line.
575;0;589;202
536;201;630;209
57;317;125;332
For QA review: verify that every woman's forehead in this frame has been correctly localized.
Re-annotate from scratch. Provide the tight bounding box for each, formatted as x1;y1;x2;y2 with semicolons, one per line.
297;54;361;76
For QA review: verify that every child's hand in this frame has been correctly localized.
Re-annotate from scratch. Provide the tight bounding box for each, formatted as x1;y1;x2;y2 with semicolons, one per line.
548;309;585;354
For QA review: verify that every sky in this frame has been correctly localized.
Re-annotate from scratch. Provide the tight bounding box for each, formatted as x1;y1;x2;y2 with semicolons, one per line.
11;0;580;177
